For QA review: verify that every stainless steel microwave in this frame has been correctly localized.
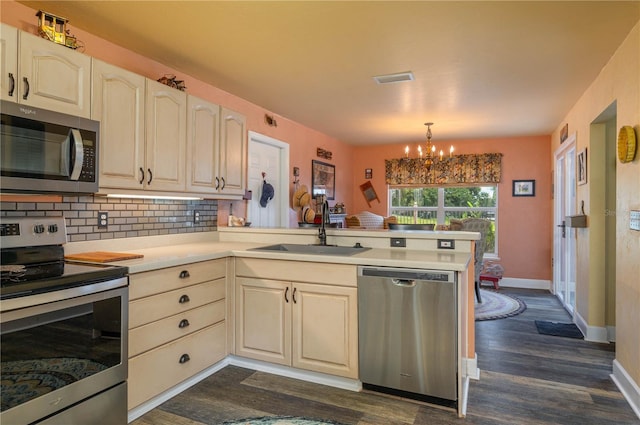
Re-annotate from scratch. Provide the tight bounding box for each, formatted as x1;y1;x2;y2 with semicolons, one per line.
1;100;99;194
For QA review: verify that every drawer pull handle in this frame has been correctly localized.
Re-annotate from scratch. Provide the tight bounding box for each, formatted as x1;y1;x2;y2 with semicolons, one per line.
284;287;289;303
179;354;190;364
179;294;190;304
179;270;190;279
179;319;190;328
292;287;297;304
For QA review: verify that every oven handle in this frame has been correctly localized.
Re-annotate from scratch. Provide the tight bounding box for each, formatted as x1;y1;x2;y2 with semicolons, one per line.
69;129;85;181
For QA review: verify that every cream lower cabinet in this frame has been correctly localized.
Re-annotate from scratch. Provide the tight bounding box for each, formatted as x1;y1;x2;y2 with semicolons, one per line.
128;259;227;409
235;259;358;379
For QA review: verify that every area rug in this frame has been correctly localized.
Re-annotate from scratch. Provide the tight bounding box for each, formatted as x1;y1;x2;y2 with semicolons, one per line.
221;417;346;425
1;357;107;410
475;289;526;321
535;320;584;339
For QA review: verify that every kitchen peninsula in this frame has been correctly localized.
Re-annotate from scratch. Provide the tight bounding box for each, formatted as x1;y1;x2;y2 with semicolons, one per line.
63;227;478;420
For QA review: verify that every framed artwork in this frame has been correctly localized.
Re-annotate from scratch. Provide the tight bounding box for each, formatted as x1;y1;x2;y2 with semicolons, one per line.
577;148;587;185
512;179;536;197
311;160;335;199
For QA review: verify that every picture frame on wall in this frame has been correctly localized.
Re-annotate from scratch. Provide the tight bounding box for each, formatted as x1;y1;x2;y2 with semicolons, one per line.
311;160;335;200
577;148;587;185
512;179;536;197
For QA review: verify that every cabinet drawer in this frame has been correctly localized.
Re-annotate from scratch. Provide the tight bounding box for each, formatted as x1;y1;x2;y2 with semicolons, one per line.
236;258;357;287
129;300;225;357
128;322;226;409
130;259;226;300
129;279;225;328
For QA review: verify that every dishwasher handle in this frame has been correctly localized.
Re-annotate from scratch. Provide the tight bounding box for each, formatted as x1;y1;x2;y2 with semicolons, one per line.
392;279;416;287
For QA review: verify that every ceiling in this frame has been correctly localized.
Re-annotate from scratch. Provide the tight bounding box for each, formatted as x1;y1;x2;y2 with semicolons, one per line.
18;1;640;145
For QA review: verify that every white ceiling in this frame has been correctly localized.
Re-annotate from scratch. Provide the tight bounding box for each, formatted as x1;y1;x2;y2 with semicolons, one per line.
18;1;640;145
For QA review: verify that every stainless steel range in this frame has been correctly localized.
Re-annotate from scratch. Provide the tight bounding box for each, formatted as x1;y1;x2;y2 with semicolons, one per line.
1;217;129;425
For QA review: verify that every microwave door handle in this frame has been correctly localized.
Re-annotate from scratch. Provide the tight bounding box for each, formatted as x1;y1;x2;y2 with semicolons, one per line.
69;129;84;181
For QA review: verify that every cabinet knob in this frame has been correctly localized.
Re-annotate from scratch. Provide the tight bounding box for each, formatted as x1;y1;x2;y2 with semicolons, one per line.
178;294;190;304
179;354;190;364
178;319;190;328
179;270;190;279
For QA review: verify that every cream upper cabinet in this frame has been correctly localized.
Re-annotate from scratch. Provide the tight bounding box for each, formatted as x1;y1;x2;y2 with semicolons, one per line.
16;29;91;117
186;95;220;193
92;60;145;190
0;24;18;102
235;259;359;379
219;107;247;195
144;78;187;192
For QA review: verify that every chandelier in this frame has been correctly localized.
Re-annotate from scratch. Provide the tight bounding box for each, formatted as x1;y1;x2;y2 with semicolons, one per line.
403;122;454;172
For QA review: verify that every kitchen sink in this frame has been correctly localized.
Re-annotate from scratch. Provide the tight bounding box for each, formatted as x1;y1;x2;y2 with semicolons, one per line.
249;243;370;256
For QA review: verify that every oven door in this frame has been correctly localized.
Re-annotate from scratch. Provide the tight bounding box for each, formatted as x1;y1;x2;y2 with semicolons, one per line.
0;285;128;425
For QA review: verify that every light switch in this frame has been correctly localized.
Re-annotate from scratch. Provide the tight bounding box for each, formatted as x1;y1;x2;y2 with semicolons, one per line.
630;210;640;231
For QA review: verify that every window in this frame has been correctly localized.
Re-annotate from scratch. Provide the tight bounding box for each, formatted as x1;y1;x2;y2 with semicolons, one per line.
389;186;498;254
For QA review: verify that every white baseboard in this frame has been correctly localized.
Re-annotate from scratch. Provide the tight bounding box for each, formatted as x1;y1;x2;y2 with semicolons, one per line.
611;359;640;420
499;277;551;291
463;354;480;380
227;355;362;392
575;310;610;343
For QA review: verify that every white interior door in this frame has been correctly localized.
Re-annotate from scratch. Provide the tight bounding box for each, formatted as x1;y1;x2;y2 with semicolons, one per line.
553;134;577;314
247;132;289;228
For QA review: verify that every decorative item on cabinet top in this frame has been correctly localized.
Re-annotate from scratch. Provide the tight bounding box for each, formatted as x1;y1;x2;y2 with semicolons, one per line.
36;10;83;50
157;74;186;91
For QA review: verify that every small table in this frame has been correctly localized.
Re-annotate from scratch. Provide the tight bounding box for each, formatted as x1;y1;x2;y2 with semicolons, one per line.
479;274;501;290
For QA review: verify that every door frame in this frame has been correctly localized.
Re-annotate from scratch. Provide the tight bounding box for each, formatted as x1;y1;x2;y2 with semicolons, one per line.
553;133;577;315
247;131;289;227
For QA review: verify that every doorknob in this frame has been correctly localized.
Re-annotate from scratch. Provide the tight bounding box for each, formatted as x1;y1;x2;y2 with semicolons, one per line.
557;221;566;238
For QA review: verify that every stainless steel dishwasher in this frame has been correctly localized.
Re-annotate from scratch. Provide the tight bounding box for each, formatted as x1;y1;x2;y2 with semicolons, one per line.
358;266;457;405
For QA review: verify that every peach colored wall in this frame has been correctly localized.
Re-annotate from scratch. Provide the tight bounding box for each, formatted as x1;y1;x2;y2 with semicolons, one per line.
0;1;354;226
351;135;552;281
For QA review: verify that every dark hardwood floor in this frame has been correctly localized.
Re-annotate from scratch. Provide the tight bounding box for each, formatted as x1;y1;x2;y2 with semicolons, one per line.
132;288;639;424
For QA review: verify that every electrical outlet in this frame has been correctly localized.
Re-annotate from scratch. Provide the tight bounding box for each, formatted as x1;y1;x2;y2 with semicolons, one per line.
98;211;108;229
437;239;455;249
193;211;200;223
390;237;406;247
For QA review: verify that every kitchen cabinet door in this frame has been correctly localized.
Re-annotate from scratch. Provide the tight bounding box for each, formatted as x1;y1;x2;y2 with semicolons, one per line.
219;107;247;195
18;29;91;117
292;282;358;379
92;60;145;190
186;95;220;193
235;277;291;365
145;78;187;191
1;24;18;102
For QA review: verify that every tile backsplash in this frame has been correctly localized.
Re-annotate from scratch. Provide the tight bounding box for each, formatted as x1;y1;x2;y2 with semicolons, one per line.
1;196;217;242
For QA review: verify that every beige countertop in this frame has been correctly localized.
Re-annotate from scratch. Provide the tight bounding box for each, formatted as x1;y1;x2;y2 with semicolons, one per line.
65;230;473;274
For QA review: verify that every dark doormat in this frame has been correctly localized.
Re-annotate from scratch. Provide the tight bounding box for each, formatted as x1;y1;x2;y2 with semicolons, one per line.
535;320;584;339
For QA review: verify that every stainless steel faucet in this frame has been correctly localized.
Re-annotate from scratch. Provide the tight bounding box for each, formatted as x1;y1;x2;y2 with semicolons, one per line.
318;199;329;246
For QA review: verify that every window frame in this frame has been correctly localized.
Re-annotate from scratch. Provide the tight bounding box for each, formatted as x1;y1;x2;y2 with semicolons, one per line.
388;185;498;257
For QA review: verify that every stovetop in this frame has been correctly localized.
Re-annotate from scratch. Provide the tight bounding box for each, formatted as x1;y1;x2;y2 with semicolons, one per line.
0;217;128;300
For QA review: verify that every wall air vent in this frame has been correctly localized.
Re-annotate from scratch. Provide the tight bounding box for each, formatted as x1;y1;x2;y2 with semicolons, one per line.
373;71;415;84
